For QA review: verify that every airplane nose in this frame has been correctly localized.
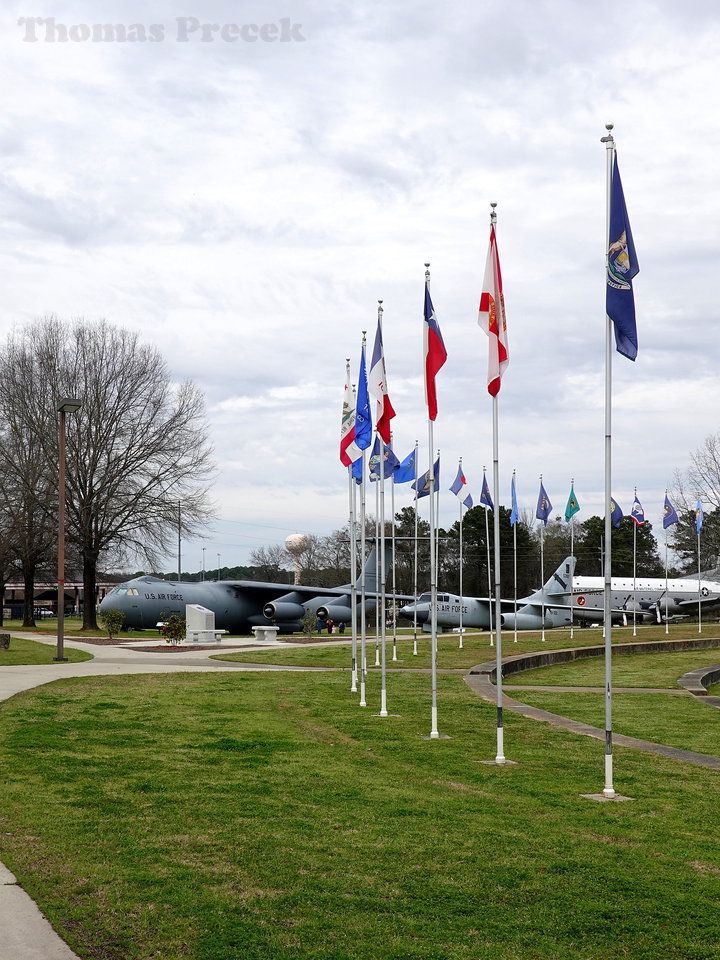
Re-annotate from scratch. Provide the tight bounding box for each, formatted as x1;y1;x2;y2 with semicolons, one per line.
400;604;428;624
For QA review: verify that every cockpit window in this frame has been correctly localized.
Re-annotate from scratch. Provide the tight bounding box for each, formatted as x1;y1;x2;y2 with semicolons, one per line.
110;587;128;596
417;592;432;602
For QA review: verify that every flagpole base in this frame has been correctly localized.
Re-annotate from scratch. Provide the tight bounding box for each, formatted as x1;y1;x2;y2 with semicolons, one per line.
359;680;366;708
413;641;418;656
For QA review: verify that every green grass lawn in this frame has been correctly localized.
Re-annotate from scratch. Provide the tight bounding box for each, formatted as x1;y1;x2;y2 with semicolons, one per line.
516;688;720;757
212;623;720;670
0;636;93;665
3;618;164;640
512;649;720;688
1;670;720;959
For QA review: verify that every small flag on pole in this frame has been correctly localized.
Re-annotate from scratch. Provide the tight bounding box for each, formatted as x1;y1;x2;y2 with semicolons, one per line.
369;437;400;480
510;473;519;526
610;497;624;529
606;155;639;361
663;494;678;529
369;312;396;443
478;222;509;396
450;464;473;509
696;500;704;535
351;457;363;485
394;449;417;484
564;485;580;523
631;493;645;526
355;344;372;452
412;458;440;499
340;366;362;467
536;480;552;527
479;470;494;511
423;284;447;421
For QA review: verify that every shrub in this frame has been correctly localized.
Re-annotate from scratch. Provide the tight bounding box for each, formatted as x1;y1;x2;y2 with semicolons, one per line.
98;608;125;640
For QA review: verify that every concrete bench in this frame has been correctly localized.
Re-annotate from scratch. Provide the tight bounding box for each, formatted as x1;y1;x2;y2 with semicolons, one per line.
252;626;280;643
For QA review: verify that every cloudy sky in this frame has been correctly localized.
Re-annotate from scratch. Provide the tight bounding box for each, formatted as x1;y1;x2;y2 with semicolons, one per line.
2;1;719;572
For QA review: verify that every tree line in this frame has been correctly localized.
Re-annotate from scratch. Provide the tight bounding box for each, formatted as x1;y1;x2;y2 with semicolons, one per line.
0;316;214;628
247;500;720;600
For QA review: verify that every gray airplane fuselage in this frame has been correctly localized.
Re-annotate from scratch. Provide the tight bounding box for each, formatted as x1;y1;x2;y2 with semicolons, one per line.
399;559;720;632
99;547;388;634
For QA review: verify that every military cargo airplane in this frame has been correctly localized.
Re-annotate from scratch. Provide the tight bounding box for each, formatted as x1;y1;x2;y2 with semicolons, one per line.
99;549;389;634
399;558;720;631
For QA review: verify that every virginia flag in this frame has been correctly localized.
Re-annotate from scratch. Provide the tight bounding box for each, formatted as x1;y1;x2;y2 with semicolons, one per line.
369;316;396;444
610;497;624;529
340;367;362;467
480;471;494;511
510;474;519;526
564;485;580;523
424;284;447;421
631;494;645;526
450;464;473;509
536;481;552;527
394;449;417;484
606;155;639;361
478;223;509;396
412;458;440;499
696;500;704;535
663;494;679;529
354;343;372;451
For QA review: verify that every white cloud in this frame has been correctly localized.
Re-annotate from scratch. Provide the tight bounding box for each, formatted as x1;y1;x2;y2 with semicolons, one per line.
1;0;719;569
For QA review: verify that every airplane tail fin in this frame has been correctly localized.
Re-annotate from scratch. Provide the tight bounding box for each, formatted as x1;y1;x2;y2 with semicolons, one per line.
525;556;575;604
356;544;392;595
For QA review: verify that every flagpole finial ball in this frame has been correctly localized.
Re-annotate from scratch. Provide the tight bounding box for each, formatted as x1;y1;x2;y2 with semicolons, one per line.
606;122;614;130
490;202;497;208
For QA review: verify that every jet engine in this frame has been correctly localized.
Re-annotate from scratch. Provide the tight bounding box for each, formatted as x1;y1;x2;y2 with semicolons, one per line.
263;594;306;621
501;612;552;631
315;602;353;623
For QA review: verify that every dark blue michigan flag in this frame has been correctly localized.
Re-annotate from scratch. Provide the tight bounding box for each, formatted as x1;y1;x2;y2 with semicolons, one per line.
606;155;639;361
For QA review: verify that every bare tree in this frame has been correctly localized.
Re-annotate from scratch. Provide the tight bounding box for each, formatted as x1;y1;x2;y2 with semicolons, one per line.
0;316;215;629
248;544;291;582
675;433;720;511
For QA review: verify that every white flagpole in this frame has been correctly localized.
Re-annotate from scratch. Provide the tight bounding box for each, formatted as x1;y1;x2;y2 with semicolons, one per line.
484;465;494;648
492;396;505;762
435;449;440;579
348;363;358;693
601;121;616;798
540;474;546;644
664;511;670;635
374;478;380;667
632;487;638;637
391;434;398;662
426;263;440;739
513;469;518;643
377;302;389;717
359;334;368;707
570;478;575;641
458;458;464;650
413;439;419;656
698;512;702;634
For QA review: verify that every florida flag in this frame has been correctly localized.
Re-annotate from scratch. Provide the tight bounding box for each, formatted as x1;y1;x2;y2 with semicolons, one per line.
369;316;396;444
478;224;509;397
424;283;447;421
340;366;362;467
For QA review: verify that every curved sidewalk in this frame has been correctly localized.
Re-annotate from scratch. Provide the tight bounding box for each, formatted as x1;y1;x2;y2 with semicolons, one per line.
464;640;720;772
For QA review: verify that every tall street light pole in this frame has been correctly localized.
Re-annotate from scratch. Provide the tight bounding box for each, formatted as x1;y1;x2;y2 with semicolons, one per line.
56;398;82;663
